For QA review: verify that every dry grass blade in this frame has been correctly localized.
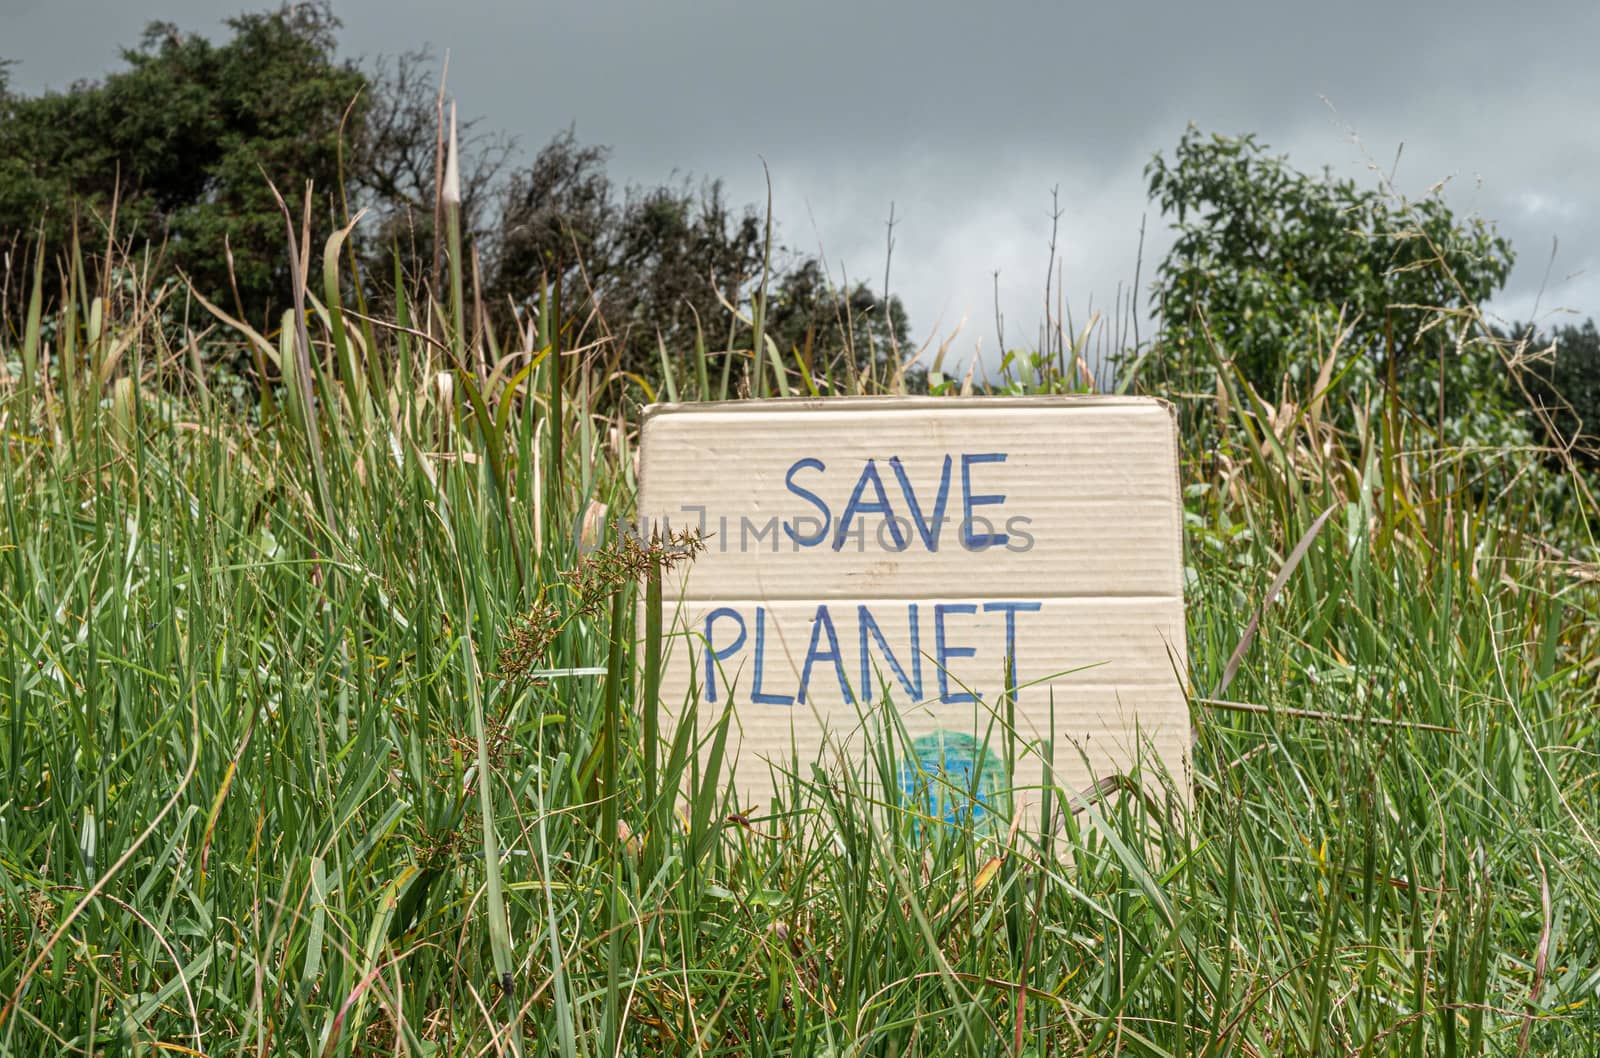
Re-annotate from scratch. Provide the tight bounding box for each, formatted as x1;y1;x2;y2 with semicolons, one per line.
1516;849;1553;1058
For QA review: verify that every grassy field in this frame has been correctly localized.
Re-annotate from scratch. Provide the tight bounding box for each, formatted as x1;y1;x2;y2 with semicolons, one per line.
2;200;1599;1058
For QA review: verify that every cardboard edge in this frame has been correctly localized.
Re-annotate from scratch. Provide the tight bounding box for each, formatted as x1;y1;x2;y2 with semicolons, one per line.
639;394;1175;420
637;393;1181;520
1156;396;1195;793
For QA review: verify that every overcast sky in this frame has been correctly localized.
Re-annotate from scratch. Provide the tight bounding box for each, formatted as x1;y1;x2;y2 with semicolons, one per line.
4;0;1596;369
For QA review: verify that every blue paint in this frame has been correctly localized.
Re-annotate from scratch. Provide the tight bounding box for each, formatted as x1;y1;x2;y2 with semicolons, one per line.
888;455;953;551
833;460;907;552
798;605;854;705
934;603;978;704
703;607;746;703
783;458;830;546
712;598;1042;708
899;730;1007;828
960;453;1009;550
750;607;795;705
982;600;1043;687
781;452;1019;554
859;603;922;700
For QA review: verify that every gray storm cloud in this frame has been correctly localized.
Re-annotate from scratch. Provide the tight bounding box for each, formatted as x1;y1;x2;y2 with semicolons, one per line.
5;0;1595;367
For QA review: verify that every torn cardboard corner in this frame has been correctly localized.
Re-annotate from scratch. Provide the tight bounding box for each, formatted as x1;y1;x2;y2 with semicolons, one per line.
635;395;1190;828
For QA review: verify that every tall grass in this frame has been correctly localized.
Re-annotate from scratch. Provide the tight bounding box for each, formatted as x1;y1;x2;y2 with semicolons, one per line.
0;187;1597;1058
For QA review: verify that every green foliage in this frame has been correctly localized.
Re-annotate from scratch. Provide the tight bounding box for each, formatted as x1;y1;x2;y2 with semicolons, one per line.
488;130;909;387
0;212;1597;1055
764;257;912;384
4;30;1598;1048
0;7;908;394
0;3;364;320
1143;127;1522;448
0;171;1593;1049
490;131;766;380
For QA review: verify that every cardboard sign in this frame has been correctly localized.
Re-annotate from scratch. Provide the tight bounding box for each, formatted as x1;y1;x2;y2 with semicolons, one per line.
635;396;1189;826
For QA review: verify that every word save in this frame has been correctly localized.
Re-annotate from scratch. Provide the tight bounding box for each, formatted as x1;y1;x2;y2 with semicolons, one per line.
782;452;1031;552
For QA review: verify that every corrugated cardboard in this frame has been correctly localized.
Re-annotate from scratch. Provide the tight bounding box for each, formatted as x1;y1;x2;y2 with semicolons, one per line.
635;395;1189;827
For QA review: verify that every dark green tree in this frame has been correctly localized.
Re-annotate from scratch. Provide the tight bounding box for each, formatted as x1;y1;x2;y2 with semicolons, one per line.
1;8;912;395
488;130;910;387
0;3;365;322
489;131;763;378
765;257;912;383
1143;127;1515;434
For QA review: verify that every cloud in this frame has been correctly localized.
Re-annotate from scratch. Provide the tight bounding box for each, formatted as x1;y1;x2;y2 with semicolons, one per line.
5;0;1596;358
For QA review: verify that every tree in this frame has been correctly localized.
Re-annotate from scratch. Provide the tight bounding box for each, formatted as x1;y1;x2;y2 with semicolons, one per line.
1143;127;1515;434
765;257;912;383
0;7;912;396
488;131;763;378
352;49;512;290
487;130;910;388
0;2;366;323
